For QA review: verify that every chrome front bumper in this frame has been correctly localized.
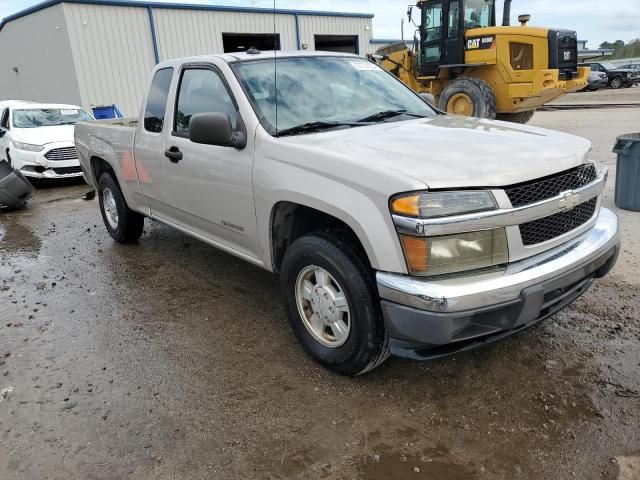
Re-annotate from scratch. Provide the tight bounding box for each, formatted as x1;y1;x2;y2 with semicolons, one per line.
377;208;620;359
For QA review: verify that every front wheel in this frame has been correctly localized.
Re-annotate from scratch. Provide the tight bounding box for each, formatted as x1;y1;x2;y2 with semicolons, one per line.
438;77;497;119
280;231;390;375
610;77;624;89
97;172;144;243
496;110;536;124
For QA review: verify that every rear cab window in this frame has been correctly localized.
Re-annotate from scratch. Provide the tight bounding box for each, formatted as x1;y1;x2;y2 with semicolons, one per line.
144;68;174;133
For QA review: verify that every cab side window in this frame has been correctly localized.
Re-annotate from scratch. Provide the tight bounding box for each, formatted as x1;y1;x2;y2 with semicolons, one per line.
144;68;174;133
174;68;238;137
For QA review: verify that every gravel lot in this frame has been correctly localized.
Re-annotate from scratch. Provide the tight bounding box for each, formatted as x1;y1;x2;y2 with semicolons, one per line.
1;88;639;480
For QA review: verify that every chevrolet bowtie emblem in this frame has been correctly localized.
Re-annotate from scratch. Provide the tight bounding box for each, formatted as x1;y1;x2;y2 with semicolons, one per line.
559;191;581;211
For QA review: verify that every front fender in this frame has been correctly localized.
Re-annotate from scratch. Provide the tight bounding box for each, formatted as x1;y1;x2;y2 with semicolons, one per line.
254;157;412;275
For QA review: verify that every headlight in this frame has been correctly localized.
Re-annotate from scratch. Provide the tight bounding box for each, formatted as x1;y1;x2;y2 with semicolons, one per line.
392;190;506;276
391;191;497;218
399;229;509;276
11;141;45;152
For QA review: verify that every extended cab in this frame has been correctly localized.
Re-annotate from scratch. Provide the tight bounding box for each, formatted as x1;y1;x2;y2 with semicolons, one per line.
75;51;620;375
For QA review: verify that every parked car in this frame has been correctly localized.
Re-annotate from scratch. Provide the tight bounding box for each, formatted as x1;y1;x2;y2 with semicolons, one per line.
583;71;609;91
618;63;640;72
580;61;640;89
0;101;94;180
76;51;620;375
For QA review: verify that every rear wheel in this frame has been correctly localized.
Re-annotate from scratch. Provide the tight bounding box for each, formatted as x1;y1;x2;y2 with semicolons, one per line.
280;231;390;375
610;77;624;89
496;110;536;124
97;172;144;243
438;77;497;120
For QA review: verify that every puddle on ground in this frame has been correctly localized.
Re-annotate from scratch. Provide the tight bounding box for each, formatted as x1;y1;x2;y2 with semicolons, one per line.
0;220;41;257
356;445;478;480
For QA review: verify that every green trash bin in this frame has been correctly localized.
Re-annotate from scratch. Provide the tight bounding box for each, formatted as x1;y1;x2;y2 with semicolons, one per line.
613;133;640;212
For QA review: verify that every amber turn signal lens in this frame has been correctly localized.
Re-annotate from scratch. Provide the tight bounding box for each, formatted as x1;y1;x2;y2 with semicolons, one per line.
391;194;420;217
400;235;429;273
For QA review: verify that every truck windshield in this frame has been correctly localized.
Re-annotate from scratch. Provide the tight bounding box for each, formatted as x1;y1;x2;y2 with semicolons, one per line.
12;108;93;128
232;56;435;136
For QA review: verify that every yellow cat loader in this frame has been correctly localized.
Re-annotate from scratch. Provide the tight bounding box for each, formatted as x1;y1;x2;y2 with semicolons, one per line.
373;0;589;123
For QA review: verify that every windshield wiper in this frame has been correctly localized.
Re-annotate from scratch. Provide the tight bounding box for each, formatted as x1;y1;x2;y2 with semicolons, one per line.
276;121;362;137
357;109;426;123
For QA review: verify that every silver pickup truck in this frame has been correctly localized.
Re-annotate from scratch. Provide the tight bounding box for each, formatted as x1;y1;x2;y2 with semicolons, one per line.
76;50;620;375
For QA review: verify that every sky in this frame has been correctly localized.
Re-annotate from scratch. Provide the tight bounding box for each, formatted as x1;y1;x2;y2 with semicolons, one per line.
1;0;639;48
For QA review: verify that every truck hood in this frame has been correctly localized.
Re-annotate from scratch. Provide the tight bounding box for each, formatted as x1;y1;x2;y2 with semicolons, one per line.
12;125;76;146
280;115;592;189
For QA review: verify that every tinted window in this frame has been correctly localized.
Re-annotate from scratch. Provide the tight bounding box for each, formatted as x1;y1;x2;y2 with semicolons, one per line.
448;0;460;38
144;68;173;133
174;68;237;136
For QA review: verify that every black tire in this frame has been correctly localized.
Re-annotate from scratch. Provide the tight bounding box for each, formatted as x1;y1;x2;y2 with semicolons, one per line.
280;231;390;375
624;84;633;88
438;77;497;119
496;110;536;124
609;77;624;89
97;172;144;243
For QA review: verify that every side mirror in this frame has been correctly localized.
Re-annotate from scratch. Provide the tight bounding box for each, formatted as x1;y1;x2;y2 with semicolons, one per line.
0;129;5;138
188;112;246;149
407;6;413;23
419;93;435;106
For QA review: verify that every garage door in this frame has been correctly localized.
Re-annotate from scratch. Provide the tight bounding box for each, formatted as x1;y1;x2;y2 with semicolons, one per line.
314;35;359;54
222;33;281;53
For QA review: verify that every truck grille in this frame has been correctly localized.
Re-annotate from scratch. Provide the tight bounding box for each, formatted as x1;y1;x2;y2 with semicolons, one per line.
520;198;597;246
505;164;598;207
45;147;78;161
52;166;82;175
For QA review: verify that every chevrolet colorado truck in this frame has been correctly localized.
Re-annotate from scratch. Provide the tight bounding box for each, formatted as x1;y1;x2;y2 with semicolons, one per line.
75;51;620;375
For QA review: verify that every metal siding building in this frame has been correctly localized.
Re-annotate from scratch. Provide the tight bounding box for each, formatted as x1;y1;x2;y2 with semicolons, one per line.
0;0;374;116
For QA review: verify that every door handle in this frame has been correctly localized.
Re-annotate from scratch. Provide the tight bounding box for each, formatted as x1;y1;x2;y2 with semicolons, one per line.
164;146;183;163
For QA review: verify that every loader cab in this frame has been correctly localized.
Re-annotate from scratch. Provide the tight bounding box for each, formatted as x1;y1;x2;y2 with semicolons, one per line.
415;0;496;76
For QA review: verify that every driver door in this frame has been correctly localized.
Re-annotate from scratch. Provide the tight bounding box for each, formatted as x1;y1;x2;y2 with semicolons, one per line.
160;64;260;260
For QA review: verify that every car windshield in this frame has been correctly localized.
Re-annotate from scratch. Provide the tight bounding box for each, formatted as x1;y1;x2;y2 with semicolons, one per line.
599;62;619;70
232;56;435;136
12;108;93;128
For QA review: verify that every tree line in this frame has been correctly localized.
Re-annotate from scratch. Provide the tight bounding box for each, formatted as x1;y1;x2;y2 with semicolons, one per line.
598;39;640;60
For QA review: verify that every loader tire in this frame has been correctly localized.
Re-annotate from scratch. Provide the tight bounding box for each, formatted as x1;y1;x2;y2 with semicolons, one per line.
496;110;536;124
438;77;497;119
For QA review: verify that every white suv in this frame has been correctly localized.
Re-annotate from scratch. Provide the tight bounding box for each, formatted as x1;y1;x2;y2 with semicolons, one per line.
0;101;94;180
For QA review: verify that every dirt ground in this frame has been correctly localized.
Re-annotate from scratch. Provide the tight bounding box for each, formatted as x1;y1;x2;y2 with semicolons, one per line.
1;88;639;480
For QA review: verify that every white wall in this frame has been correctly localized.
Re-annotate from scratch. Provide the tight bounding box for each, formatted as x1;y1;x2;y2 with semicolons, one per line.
152;8;298;61
0;3;374;117
0;4;81;107
63;3;157;117
298;16;373;55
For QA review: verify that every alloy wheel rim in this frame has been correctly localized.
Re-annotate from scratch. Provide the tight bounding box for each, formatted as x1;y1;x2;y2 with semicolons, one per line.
102;188;119;230
295;265;351;348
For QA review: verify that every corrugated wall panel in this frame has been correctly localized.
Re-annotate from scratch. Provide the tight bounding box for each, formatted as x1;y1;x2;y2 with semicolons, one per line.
0;4;81;106
152;9;297;61
299;15;373;54
63;3;156;116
